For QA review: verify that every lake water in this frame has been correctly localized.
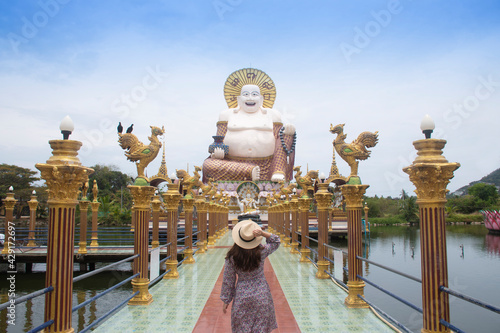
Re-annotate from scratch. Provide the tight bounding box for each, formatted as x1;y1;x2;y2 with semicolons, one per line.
1;225;499;332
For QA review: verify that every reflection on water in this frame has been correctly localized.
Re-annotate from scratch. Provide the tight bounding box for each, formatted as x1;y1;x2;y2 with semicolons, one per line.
340;225;500;333
2;225;500;332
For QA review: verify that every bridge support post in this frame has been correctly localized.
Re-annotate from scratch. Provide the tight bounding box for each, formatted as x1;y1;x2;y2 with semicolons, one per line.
78;199;90;254
151;193;161;248
342;184;369;308
298;196;311;263
289;193;299;254
315;181;332;279
89;180;99;248
163;182;181;278
128;185;155;305
195;194;208;253
27;191;38;247
1;188;17;255
404;138;459;333
36;138;93;333
183;195;195;264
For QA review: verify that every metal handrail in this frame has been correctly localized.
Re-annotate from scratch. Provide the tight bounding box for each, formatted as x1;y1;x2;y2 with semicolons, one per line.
79;291;140;333
324;243;348;254
72;273;139;313
73;254;139;283
323;270;347;290
304;235;318;243
149;269;172;286
440;286;500;314
0;286;53;310
356;255;421;283
305;245;318;255
439;319;466;333
356;294;413;333
357;275;422;313
27;319;54;333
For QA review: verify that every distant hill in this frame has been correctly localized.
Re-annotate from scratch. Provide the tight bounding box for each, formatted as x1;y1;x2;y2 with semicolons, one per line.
452;168;500;196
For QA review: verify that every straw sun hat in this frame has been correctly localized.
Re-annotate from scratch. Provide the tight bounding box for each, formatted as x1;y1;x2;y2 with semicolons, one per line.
232;220;263;249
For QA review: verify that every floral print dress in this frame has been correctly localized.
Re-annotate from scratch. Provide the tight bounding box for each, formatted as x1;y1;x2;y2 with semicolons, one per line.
220;234;281;333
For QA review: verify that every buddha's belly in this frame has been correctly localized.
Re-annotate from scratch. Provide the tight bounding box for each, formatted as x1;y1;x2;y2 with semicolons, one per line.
225;129;275;158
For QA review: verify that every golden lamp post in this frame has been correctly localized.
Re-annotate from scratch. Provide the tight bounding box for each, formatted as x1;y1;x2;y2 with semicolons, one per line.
162;176;181;279
298;194;312;263
182;191;196;264
27;190;38;247
1;186;18;255
36;115;94;333
403;115;459;333
314;173;333;279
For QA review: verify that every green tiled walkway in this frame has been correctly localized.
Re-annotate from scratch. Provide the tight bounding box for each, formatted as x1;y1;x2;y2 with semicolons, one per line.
95;232;395;332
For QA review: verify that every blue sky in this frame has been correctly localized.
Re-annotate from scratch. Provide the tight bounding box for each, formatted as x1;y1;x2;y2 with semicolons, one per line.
1;0;499;197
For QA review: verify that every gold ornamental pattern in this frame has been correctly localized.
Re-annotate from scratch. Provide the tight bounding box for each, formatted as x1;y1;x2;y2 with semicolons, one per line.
315;192;333;210
341;185;369;208
36;165;92;202
128;186;156;209
404;164;459;201
224;68;276;109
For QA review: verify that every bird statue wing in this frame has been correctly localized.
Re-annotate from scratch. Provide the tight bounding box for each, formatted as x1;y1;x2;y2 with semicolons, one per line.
118;133;147;161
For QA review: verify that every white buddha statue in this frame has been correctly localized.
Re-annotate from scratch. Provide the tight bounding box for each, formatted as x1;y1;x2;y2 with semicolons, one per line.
202;83;296;182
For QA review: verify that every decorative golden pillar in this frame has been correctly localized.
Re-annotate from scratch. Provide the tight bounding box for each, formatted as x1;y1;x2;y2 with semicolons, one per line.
283;200;291;247
195;194;208;253
403;138;459;333
315;181;332;279
89;180;99;248
215;204;221;239
151;193;161;248
27;190;38;247
298;195;311;263
128;185;155;305
1;187;17;255
162;182;181;279
207;201;216;246
290;193;299;254
130;206;136;232
342;184;369;308
78;198;90;254
182;194;195;264
36;132;93;333
363;203;369;232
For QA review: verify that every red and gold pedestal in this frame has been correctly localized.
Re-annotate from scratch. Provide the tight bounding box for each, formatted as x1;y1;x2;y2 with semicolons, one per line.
1;190;17;255
283;201;291;247
298;197;311;263
404;139;459;333
89;200;100;248
183;196;195;264
162;183;181;279
315;182;332;279
27;192;38;247
36;139;93;333
78;200;90;254
207;202;216;246
128;185;155;305
195;196;208;253
342;184;369;308
151;194;161;248
289;194;299;254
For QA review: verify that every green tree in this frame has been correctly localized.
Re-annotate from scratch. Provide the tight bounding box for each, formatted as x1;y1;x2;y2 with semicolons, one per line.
467;183;499;204
399;189;419;224
0;164;40;218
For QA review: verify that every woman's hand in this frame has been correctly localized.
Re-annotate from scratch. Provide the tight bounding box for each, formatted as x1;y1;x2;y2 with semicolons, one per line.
222;302;229;314
253;229;271;238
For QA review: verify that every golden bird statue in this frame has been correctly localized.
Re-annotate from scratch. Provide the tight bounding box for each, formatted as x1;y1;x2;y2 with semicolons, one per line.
177;166;202;198
118;124;165;182
293;166;318;195
329;123;379;181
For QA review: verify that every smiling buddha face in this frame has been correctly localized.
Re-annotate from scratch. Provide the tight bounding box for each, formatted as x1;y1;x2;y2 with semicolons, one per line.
237;84;264;113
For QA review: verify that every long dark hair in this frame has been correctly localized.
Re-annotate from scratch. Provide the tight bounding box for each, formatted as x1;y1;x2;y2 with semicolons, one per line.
226;244;263;272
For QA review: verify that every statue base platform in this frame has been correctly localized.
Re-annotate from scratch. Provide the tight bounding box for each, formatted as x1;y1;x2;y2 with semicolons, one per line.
237;214;261;223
